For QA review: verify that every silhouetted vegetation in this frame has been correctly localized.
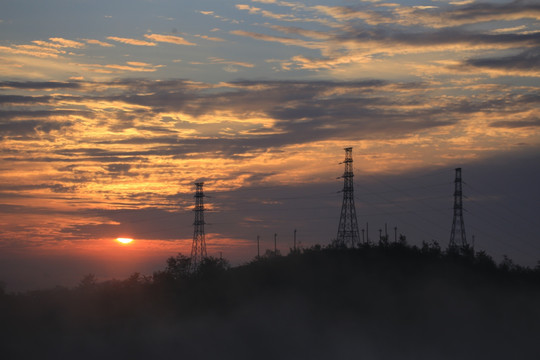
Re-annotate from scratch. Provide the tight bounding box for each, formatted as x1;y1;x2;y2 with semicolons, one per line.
1;243;540;359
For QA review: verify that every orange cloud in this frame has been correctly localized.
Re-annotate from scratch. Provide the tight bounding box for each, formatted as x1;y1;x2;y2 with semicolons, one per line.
107;36;156;46
85;39;115;47
195;35;226;42
230;30;323;49
144;33;196;46
237;3;337;25
80;61;162;73
0;44;63;58
209;57;254;68
313;5;390;24
49;37;85;48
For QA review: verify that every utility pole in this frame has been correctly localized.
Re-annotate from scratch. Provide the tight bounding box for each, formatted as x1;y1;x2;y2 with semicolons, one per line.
449;168;467;249
366;222;369;244
336;147;360;247
293;229;297;251
191;182;207;271
394;226;397;243
274;233;277;254
257;235;260;258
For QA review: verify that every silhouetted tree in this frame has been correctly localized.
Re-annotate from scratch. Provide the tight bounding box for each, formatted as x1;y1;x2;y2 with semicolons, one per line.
399;234;407;246
78;273;97;290
195;256;230;278
500;255;516;272
459;244;475;261
302;244;322;254
163;253;192;280
474;250;496;270
263;248;281;258
329;238;348;249
2;241;540;360
421;240;442;257
289;247;301;255
125;272;151;287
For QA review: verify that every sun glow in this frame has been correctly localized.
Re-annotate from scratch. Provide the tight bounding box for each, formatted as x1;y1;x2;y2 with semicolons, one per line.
116;237;133;244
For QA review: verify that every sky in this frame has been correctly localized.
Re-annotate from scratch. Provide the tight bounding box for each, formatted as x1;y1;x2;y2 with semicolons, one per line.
1;0;539;291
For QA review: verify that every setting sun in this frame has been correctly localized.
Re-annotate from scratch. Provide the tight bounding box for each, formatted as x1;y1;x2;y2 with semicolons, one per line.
116;238;134;244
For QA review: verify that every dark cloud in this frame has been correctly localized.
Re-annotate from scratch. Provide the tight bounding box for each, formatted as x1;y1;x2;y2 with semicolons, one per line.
439;0;540;22
137;125;178;134
49;184;78;193
0;119;73;139
52;141;264;160
0;81;81;90
329;0;540;27
104;79;523;152
490;118;540;128
0;80;431;160
0;203;78;216
0;95;52;104
462;48;540;71
1;78;537;163
103;78;196;92
103;80;454;149
0;183;76;193
99;136;180;145
340;27;540;48
0;110;88;120
245;14;540;52
113;79;396;113
2;156;143;163
105;163;137;177
106;163;131;173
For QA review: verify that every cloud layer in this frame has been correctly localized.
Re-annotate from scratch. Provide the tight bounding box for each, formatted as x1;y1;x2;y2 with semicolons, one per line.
0;0;539;288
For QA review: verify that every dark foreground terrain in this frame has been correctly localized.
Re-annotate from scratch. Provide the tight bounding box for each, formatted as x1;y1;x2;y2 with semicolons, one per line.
1;242;539;359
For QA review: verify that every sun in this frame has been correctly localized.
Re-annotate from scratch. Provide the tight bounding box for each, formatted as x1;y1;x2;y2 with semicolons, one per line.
116;237;133;244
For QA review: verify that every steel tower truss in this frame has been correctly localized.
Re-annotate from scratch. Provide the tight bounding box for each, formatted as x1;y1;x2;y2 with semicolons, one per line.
336;147;361;247
191;182;207;270
449;168;467;248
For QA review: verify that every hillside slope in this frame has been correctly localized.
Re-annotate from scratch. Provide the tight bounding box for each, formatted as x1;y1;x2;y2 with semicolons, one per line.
1;243;539;359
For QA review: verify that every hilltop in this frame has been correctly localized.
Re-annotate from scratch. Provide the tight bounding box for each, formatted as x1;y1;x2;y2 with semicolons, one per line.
1;242;539;359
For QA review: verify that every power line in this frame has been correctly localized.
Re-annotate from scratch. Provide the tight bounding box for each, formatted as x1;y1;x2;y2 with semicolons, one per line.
354;183;444;241
464;182;539;230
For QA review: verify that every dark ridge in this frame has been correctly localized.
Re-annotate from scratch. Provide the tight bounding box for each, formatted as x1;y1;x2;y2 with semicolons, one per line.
0;242;539;359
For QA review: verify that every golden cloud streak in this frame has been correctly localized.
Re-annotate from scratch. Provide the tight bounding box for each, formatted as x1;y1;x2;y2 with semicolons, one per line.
144;33;197;46
0;45;62;58
85;39;115;47
80;62;161;74
195;35;226;42
49;37;85;48
107;36;156;46
208;57;255;68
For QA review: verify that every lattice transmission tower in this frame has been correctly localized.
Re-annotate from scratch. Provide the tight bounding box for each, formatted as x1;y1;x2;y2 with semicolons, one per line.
191;182;207;270
336;147;360;247
449;168;467;248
